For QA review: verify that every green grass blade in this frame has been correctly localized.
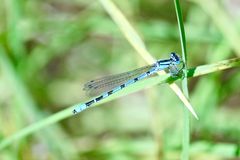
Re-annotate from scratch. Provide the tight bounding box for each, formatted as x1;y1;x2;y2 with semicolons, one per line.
174;0;190;159
0;57;239;150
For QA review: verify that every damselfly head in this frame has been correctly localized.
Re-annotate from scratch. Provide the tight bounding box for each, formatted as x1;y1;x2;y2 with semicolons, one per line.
170;52;180;64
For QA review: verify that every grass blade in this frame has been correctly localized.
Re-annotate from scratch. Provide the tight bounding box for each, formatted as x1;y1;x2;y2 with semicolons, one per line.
174;0;190;159
0;57;239;150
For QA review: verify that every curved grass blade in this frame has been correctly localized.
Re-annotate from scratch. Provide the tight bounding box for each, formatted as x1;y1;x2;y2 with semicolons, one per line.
174;0;190;159
0;57;239;150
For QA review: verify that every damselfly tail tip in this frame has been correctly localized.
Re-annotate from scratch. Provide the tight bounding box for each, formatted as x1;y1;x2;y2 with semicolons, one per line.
72;104;88;114
72;109;78;114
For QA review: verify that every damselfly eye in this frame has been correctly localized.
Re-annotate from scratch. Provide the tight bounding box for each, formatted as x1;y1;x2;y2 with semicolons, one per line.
170;52;180;64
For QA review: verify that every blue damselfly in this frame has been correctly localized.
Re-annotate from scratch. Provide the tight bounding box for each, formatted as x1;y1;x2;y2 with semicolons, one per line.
73;52;183;114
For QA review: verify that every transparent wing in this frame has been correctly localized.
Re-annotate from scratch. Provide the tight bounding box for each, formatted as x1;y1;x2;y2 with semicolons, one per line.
83;65;153;90
83;64;155;97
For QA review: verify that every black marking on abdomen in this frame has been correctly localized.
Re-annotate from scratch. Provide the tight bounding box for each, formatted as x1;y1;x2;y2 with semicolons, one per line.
86;100;95;106
120;84;125;89
96;95;103;102
146;71;150;75
134;78;139;82
160;59;171;63
108;90;113;95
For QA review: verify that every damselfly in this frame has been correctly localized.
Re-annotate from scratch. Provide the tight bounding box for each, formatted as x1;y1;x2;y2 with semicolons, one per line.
73;52;184;114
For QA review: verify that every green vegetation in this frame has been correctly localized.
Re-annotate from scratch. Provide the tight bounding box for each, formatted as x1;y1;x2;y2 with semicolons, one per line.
0;0;239;159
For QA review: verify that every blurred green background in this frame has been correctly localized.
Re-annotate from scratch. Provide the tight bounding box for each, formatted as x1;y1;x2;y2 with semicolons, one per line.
0;0;240;159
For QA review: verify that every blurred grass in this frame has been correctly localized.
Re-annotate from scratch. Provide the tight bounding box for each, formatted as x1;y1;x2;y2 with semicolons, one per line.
0;45;76;159
0;0;240;159
191;0;240;56
5;0;26;60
